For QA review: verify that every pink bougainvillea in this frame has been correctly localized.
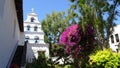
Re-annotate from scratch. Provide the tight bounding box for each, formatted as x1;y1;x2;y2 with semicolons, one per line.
58;24;96;58
59;24;82;46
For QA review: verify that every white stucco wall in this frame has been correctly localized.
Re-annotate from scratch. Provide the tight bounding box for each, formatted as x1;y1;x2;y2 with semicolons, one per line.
18;32;25;46
109;25;120;52
26;43;49;63
24;11;39;23
24;23;43;32
0;0;23;67
25;34;45;44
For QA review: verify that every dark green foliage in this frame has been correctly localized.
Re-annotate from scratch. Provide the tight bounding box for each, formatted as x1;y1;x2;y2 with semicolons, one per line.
69;0;75;3
41;10;77;56
51;44;65;56
69;0;120;49
26;51;74;68
41;11;67;56
26;52;52;68
42;11;66;44
41;10;77;44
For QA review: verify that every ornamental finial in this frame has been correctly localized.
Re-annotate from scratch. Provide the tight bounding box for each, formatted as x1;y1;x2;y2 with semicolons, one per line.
31;8;34;12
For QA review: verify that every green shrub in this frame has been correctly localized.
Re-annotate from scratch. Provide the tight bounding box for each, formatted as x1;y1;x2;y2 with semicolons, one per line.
26;52;52;68
89;49;120;68
64;65;73;68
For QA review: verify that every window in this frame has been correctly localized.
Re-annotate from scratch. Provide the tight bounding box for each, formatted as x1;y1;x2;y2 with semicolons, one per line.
111;35;114;43
31;17;34;22
25;36;29;42
27;25;30;31
115;34;119;42
34;26;38;31
34;36;39;43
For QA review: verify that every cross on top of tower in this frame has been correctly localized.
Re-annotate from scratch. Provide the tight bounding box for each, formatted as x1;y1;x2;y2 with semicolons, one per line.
31;8;34;12
28;8;37;16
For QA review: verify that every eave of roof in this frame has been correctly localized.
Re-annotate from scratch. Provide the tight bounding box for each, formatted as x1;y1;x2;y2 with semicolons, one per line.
15;0;24;32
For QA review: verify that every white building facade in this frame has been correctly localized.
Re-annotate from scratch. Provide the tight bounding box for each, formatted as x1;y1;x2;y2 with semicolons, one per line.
109;25;120;52
24;9;49;63
0;0;26;68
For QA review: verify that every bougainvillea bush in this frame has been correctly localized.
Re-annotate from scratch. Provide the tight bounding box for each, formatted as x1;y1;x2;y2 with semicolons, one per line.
58;24;96;67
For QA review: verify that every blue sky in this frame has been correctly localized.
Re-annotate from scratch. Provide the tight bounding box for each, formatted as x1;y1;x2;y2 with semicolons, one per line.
23;0;120;24
23;0;71;21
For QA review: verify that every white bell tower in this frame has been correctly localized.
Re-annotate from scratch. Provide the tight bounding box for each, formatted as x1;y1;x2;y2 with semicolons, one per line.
24;8;44;44
24;8;49;63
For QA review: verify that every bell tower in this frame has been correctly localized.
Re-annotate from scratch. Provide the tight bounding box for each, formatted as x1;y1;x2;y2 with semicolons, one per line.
24;8;44;44
24;9;49;63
